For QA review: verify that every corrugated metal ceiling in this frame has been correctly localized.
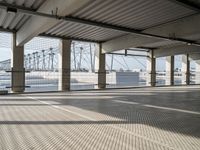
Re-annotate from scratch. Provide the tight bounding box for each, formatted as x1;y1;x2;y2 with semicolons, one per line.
0;0;46;30
0;0;46;9
45;21;127;42
0;0;199;48
45;0;198;43
71;0;197;30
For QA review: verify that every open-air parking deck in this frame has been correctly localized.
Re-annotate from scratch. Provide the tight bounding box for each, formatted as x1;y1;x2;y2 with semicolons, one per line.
0;0;200;149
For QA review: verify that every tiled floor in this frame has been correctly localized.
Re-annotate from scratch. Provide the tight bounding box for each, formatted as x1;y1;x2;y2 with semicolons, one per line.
0;86;200;150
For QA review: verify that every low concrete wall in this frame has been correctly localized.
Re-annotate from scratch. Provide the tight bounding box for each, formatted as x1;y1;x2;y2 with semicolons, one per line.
28;71;140;85
71;72;97;83
107;72;139;85
71;72;140;85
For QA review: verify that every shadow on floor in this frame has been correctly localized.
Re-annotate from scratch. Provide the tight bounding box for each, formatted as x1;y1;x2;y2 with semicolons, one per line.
1;87;200;138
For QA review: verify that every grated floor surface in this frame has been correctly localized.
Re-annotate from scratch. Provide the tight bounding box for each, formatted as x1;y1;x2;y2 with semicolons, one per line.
0;86;200;150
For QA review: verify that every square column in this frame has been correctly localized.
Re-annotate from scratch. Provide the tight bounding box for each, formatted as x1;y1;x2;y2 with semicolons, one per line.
195;60;200;84
181;54;190;85
58;39;71;91
165;56;174;85
95;43;106;89
146;50;156;86
11;33;25;93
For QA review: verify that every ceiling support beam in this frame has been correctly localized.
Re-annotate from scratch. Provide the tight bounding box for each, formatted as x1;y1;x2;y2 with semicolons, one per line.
39;33;100;43
106;52;149;58
0;27;15;33
102;12;200;53
0;1;199;47
0;26;99;43
167;0;200;12
154;45;200;58
102;34;163;53
189;53;200;60
0;0;92;46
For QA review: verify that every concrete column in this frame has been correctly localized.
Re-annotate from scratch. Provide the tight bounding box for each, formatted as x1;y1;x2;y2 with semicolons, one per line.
146;50;156;86
165;56;174;85
181;54;190;85
195;60;200;84
95;43;106;89
11;33;25;93
58;39;71;91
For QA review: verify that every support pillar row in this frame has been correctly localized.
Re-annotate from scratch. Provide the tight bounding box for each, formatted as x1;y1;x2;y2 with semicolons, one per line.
146;50;156;87
165;56;174;86
182;54;190;85
96;43;106;89
195;60;200;84
58;39;71;91
11;33;25;93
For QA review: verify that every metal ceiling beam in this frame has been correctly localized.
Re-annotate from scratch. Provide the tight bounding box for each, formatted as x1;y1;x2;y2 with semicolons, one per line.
39;33;100;43
144;13;198;30
106;52;149;58
0;27;16;33
167;0;200;12
0;26;99;43
64;16;141;33
0;2;36;11
154;45;200;57
63;16;200;47
125;48;150;52
0;1;200;46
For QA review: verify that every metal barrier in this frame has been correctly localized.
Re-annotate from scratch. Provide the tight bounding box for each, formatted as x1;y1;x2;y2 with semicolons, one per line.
0;71;11;92
25;71;59;92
